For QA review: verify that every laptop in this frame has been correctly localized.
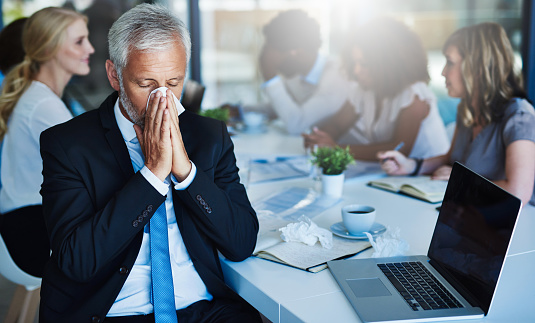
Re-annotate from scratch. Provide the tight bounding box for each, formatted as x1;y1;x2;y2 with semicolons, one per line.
328;162;521;322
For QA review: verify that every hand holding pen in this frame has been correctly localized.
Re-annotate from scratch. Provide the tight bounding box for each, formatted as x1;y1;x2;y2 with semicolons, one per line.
380;142;404;163
377;142;417;175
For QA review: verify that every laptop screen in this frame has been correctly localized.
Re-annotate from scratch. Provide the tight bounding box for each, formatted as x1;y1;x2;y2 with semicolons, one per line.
427;162;520;314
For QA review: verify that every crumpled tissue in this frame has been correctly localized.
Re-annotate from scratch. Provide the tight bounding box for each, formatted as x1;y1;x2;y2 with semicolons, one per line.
365;227;409;257
279;215;333;249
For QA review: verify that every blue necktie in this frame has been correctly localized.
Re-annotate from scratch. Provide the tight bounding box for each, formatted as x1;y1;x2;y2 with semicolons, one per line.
130;147;177;323
149;203;178;323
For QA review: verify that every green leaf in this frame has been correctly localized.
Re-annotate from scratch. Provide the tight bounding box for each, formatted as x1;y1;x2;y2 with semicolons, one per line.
199;108;229;122
310;146;355;175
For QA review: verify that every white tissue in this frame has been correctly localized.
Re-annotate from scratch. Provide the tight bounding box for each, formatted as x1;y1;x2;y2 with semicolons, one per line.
279;215;333;249
365;227;409;258
146;86;185;116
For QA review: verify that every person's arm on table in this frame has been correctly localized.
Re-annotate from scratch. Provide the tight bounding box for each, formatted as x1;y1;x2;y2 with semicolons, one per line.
304;97;429;161
378;126;457;176
263;77;348;135
311;100;358;140
260;52;348;135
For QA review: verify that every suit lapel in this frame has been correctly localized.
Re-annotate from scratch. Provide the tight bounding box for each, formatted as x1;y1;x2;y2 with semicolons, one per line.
99;92;134;179
179;111;193;149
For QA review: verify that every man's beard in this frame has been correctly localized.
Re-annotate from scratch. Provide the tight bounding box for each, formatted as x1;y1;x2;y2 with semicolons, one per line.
119;79;145;129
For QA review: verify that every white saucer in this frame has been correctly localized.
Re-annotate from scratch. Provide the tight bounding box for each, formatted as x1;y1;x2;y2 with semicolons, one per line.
330;222;386;240
236;123;267;134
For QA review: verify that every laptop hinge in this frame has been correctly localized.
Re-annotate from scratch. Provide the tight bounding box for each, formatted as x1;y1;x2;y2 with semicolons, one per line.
429;258;486;312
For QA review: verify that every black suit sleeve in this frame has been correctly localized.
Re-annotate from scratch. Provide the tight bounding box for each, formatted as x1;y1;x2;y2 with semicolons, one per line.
40;129;165;282
175;121;258;261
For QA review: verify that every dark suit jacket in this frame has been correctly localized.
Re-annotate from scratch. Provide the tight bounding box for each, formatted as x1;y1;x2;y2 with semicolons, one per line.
39;92;258;323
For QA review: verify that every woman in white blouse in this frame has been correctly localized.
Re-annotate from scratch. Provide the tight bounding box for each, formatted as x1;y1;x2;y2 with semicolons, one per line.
303;17;449;161
0;7;94;277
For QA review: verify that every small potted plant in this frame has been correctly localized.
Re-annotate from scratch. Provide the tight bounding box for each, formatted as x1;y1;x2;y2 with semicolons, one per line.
199;107;230;123
311;146;355;197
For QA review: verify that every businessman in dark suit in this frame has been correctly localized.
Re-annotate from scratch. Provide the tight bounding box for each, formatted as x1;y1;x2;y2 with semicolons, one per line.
39;4;260;323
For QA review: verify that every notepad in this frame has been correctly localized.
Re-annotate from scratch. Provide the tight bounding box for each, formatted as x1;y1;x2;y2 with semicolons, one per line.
255;236;371;272
367;176;448;203
252;187;370;272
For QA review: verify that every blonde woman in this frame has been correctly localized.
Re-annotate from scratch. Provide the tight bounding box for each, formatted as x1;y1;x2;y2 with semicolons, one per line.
379;23;535;206
0;7;94;277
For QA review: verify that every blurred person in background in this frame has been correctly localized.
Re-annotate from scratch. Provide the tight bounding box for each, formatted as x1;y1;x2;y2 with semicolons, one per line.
259;9;350;135
0;7;94;277
81;0;123;94
379;22;535;206
303;17;449;161
0;17;28;85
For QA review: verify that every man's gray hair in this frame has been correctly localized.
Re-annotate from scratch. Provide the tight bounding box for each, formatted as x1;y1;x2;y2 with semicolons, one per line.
108;3;191;78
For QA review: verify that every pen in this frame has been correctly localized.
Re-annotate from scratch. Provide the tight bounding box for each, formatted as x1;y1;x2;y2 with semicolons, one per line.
381;141;404;163
392;141;404;152
252;157;294;163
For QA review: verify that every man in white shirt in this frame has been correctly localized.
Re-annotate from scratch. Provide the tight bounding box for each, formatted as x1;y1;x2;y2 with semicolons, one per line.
259;9;350;135
39;4;260;323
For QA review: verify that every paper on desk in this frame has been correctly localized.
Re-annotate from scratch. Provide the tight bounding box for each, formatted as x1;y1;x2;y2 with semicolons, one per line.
365;227;409;257
255;236;371;272
253;210;289;253
248;156;310;184
252;188;341;254
252;187;341;222
253;191;369;272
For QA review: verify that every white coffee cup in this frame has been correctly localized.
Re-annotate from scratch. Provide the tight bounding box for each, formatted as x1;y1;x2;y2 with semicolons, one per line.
341;204;376;234
242;111;265;129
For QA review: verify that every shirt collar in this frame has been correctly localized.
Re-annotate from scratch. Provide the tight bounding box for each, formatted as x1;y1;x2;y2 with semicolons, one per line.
114;99;137;143
303;54;326;85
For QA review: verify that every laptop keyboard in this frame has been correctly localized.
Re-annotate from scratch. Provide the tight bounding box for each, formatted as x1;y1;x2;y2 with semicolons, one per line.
378;262;463;311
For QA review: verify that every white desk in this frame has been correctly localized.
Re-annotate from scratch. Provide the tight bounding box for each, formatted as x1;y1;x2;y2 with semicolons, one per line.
224;127;535;323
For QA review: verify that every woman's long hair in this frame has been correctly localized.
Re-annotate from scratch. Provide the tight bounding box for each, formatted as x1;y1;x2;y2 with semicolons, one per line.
443;22;526;128
0;7;86;141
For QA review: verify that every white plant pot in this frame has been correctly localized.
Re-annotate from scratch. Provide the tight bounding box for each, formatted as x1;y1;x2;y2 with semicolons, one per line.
322;173;345;198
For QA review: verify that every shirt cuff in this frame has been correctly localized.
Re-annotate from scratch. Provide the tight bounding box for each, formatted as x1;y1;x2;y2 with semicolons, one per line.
171;161;197;190
140;166;169;196
261;75;282;89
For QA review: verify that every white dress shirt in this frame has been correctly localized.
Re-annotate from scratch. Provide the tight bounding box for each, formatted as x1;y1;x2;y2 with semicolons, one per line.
0;81;72;213
107;99;212;317
262;54;350;135
338;81;450;159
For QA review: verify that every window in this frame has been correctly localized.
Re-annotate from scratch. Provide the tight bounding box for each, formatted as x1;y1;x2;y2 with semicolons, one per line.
2;0;524;114
196;0;523;125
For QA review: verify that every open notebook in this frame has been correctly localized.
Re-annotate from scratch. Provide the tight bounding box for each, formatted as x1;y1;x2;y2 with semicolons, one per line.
368;176;448;203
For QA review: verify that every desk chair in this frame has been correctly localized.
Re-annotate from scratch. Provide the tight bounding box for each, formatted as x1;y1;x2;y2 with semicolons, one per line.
0;235;41;323
181;79;205;113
